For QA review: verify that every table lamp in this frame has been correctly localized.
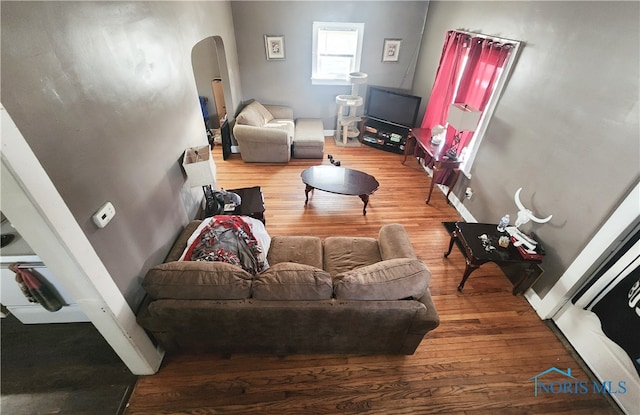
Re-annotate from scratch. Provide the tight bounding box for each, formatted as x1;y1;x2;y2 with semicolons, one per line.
445;103;481;160
183;145;218;216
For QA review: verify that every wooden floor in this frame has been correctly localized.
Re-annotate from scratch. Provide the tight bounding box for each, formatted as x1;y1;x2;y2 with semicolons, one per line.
124;137;619;414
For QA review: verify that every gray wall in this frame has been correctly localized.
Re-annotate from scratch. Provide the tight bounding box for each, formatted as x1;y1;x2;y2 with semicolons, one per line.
1;1;242;307
412;1;640;296
230;1;429;128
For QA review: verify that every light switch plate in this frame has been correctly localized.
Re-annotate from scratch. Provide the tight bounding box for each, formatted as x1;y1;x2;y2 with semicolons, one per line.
92;202;115;228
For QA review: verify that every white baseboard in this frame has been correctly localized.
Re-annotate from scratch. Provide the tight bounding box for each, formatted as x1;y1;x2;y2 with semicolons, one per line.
446;186;476;222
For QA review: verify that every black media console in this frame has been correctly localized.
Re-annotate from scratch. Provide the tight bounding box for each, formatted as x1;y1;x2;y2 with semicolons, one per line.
360;117;410;154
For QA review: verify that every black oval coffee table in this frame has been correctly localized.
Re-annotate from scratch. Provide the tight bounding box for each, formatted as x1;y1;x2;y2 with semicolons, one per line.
300;165;379;215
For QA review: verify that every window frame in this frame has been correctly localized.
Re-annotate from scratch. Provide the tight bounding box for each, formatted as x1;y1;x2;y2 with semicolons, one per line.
311;21;364;86
457;37;522;177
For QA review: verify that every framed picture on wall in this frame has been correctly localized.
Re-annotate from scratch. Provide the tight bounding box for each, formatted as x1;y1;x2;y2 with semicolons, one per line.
382;38;401;62
264;35;285;60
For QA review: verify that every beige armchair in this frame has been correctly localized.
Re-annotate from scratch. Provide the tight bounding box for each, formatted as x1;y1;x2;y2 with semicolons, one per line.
232;101;294;163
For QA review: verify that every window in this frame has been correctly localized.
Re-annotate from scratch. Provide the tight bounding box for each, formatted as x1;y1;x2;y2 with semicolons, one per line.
312;22;364;85
420;31;521;177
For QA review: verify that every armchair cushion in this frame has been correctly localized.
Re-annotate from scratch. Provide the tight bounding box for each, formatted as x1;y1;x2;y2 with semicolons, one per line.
236;101;274;126
265;119;295;141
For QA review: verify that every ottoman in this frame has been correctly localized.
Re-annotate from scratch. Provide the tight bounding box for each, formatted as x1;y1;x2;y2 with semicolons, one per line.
293;119;325;159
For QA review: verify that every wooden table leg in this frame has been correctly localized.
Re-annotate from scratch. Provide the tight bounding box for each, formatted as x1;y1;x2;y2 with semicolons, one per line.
402;133;415;165
359;194;369;216
426;168;438;204
458;262;480;291
444;233;457;257
304;184;314;206
445;169;461;205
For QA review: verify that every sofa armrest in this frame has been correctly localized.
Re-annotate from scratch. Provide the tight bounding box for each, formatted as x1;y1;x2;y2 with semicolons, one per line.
165;220;202;262
415;289;440;331
233;124;290;145
233;123;292;163
377;223;418;260
264;105;293;120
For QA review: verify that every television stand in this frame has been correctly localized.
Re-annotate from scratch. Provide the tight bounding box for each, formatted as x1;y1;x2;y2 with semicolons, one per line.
359;117;409;154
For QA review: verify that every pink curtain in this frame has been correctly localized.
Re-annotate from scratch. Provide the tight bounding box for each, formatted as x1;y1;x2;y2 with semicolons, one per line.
451;39;513;154
417;31;514;185
420;31;470;131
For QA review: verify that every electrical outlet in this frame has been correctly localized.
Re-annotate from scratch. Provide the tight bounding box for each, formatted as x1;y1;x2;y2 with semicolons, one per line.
465;187;473;200
92;202;115;228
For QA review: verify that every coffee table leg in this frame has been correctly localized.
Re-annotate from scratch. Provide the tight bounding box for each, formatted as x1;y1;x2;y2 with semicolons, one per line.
304;184;314;206
359;194;369;216
444;233;457;257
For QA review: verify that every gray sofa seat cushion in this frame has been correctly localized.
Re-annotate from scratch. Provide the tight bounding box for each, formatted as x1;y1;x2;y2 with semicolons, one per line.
267;236;323;269
323;237;382;276
333;258;431;300
143;261;253;300
253;262;332;300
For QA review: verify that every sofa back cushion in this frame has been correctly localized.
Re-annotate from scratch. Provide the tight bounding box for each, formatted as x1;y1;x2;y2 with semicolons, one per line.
267;236;323;269
235;101;274;126
333;258;431;301
253;262;332;300
323;237;382;276
143;261;252;300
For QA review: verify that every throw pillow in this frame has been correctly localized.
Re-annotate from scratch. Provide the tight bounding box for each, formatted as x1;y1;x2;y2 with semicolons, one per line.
333;258;431;301
143;261;252;300
253;262;332;300
235;101;273;126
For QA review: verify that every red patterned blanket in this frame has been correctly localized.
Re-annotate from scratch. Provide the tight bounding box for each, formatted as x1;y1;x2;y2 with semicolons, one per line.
182;215;266;275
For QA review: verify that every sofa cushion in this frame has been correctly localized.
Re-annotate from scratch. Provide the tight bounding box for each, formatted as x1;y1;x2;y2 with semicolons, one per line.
267;236;324;269
265;119;295;142
253;262;332;300
323;237;382;276
333;258;431;301
142;261;252;300
236;101;274;126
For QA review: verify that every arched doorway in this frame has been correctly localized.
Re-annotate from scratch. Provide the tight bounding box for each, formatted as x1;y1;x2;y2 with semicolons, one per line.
191;36;230;145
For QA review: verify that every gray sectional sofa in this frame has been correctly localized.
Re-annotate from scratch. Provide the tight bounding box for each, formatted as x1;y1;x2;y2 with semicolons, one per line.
137;221;440;355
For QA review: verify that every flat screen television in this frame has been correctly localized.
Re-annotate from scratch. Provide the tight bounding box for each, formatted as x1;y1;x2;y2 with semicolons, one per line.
365;86;422;128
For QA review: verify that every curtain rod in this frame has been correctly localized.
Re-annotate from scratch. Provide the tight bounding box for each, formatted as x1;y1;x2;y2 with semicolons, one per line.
453;29;523;46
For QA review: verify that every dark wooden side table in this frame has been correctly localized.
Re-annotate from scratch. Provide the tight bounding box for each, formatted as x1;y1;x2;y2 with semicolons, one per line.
225;186;266;223
403;128;461;204
443;222;544;295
